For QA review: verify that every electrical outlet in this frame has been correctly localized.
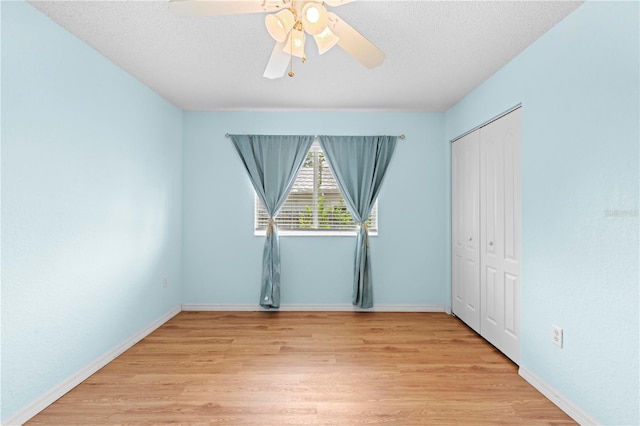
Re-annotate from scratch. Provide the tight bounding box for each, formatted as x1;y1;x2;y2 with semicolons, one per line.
163;276;169;288
552;325;563;348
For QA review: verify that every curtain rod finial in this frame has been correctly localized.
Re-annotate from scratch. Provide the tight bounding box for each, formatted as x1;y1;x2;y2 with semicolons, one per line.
398;135;405;139
225;133;230;138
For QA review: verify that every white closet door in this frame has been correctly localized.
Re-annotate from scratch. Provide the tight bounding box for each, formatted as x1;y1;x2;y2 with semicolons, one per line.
451;131;481;332
480;108;521;363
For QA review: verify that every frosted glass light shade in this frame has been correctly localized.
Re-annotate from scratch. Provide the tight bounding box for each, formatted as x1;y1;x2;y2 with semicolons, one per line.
265;9;295;42
313;27;339;54
301;2;328;35
283;28;306;58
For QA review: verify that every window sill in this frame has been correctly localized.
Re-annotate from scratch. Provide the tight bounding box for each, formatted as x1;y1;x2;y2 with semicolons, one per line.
254;230;378;237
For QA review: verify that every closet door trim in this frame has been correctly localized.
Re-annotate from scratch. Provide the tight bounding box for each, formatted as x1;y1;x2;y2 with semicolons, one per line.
450;103;522;144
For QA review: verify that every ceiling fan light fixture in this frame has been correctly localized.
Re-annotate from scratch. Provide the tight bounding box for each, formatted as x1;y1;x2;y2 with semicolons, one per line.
283;27;306;58
167;0;386;79
313;26;339;54
265;8;295;42
301;2;328;35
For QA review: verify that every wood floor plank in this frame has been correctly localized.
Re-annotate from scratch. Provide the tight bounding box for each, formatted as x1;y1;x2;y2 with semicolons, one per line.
26;312;575;425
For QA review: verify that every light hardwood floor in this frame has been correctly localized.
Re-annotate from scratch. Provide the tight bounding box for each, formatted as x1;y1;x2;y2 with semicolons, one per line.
27;312;575;425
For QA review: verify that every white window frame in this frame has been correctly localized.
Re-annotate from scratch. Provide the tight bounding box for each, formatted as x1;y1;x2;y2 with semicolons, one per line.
254;141;378;237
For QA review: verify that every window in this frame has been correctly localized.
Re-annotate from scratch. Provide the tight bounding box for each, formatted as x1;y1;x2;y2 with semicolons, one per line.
255;141;377;235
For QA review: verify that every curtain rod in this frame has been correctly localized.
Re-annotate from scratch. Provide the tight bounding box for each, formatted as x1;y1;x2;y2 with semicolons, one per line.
225;133;405;139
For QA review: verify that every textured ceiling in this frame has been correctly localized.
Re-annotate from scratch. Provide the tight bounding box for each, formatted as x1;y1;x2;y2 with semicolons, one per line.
28;1;583;112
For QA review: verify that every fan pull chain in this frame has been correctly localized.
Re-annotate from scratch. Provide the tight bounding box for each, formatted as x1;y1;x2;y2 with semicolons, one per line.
288;31;295;77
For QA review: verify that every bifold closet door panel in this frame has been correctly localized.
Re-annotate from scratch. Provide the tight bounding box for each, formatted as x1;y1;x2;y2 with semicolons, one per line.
451;130;481;332
479;108;521;364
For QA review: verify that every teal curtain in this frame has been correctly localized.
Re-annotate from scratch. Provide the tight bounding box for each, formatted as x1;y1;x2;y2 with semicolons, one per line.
230;135;314;308
318;136;397;308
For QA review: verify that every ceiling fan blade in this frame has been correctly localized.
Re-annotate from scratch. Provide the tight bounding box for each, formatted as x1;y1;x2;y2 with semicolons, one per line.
324;0;357;7
327;12;386;69
263;41;291;79
169;0;285;17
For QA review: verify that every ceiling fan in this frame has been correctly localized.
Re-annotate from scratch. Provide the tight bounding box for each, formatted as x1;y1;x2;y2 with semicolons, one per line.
168;0;386;79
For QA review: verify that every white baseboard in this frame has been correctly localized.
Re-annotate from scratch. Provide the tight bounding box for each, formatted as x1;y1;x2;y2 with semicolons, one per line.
519;366;599;425
181;303;448;312
2;305;181;426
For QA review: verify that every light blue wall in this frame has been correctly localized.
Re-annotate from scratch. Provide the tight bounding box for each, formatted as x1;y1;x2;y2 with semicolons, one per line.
445;2;639;424
0;1;3;419
182;112;447;307
1;2;183;421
